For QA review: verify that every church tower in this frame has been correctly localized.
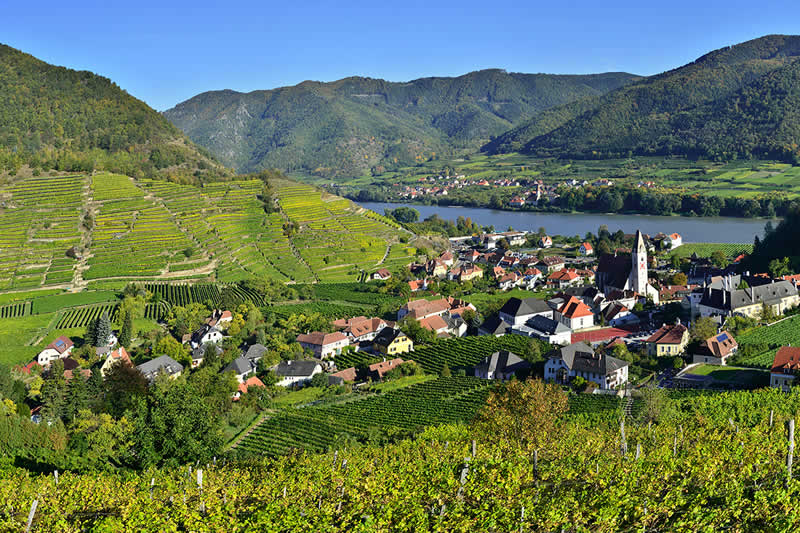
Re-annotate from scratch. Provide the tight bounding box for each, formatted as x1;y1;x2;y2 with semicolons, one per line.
630;230;648;295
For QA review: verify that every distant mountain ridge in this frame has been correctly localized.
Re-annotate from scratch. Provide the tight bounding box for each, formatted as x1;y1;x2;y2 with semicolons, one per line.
163;70;640;176
485;34;800;162
0;43;225;180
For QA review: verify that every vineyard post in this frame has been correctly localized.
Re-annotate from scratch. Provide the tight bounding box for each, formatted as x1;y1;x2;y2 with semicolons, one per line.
457;457;471;501
150;478;155;501
53;470;58;486
770;410;774;428
519;506;525;533
533;449;538;481
635;442;641;460
24;499;37;533
788;419;795;487
620;417;627;457
673;429;678;457
472;439;476;458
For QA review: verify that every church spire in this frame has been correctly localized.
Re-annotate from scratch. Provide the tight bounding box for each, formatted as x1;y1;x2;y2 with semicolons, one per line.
630;230;648;295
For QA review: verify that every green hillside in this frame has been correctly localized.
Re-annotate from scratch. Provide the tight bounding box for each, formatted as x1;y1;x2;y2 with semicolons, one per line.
0;43;225;180
486;34;800;162
163;70;639;177
0;172;414;293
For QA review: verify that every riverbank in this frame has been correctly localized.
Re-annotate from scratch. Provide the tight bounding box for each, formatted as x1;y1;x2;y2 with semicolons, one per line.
361;201;774;244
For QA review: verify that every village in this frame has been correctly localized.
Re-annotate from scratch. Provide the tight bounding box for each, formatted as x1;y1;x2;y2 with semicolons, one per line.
15;222;800;426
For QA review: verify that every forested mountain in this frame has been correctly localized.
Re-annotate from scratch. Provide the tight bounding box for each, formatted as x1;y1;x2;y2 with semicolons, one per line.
0;44;226;181
485;35;800;162
163;70;639;177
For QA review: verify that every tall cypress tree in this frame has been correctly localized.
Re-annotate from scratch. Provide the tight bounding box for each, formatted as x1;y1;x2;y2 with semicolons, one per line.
119;313;133;348
95;312;111;347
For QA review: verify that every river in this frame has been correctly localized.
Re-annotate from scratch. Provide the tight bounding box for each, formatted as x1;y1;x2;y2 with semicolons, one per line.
360;202;775;244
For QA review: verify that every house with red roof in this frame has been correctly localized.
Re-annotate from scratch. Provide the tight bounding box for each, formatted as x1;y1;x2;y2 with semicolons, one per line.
539;236;553;248
645;323;689;357
664;233;682;249
407;279;428;292
547;268;582;289
555;296;594;330
508;196;526;208
328;367;358;385
100;346;132;378
579;242;594;256
771;346;800;392
36;336;74;367
368;357;408;380
692;331;738;366
235;376;266;399
438;251;454;267
372;268;392;281
498;272;521;291
296;331;350;359
206;309;233;328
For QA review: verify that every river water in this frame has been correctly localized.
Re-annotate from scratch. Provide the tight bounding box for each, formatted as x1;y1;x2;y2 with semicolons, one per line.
360;202;775;244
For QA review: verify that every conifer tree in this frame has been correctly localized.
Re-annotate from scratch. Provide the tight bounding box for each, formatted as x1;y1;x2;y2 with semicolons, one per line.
95;312;111;347
119;313;133;348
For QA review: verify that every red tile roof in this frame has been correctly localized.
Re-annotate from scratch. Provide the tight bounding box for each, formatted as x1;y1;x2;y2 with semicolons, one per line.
296;331;348;346
558;296;593;319
45;335;73;354
330;367;358;382
368;358;407;378
646;324;688;345
772;346;800;374
419;315;449;332
548;269;580;282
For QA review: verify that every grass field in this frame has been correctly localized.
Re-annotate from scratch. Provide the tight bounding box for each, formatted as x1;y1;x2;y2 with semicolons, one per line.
0;313;58;365
683;364;769;387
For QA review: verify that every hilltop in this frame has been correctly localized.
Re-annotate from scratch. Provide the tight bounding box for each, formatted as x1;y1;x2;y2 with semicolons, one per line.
485;35;800;162
163;70;639;177
0;44;226;181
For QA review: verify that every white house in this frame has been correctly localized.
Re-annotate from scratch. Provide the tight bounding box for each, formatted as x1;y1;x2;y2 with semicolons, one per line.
190;324;225;349
664;233;683;249
36;336;74;367
555;296;594;330
579;242;594;256
511;315;572;346
771;346;800;392
274;360;323;387
544;342;628;390
296;331;350;359
137;355;184;384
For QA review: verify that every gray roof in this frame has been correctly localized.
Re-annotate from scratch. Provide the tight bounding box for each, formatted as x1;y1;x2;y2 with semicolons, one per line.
525;314;570;335
479;316;510;335
193;344;222;360
274;359;321;378
244;343;268;361
373;327;405;347
224;356;253;376
552;342;628;375
137;355;184;380
699;280;798;311
475;350;530;375
499;297;551;318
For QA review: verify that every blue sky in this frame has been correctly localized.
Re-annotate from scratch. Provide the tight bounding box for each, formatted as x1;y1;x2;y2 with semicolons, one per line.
3;0;800;110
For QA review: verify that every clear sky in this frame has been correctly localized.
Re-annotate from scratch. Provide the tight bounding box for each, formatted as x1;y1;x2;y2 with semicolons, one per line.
3;0;800;110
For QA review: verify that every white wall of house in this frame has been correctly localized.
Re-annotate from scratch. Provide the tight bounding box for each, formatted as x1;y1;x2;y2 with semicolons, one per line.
276;366;322;387
36;347;72;367
771;372;795;392
499;309;553;327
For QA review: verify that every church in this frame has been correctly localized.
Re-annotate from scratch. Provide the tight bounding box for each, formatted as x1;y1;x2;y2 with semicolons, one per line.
596;230;660;304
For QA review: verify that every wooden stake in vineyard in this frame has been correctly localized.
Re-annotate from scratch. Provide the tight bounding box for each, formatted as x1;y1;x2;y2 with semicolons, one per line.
787;419;795;487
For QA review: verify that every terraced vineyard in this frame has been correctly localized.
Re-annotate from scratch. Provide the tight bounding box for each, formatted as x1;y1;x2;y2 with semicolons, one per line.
0;301;31;319
0;173;412;295
236;376;493;456
0;174;83;290
56;303;118;329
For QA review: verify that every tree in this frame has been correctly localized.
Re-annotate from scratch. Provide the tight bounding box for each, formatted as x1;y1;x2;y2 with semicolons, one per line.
154;335;189;367
440;363;452;377
474;379;568;452
768;257;791;279
310;372;328;388
670;272;688;286
690;316;717;343
118;312;133;348
95;312;111;347
387;207;419;223
63;375;88;423
103;362;148;418
711;250;727;268
118;295;147;326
